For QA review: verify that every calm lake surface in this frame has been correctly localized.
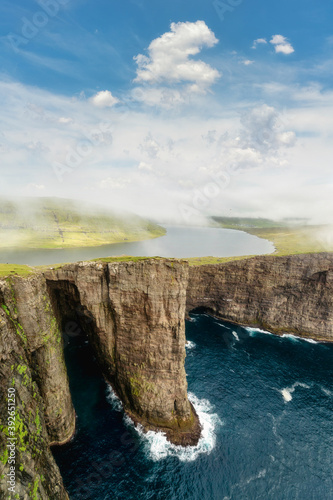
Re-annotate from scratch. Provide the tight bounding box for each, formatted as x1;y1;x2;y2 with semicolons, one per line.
53;314;333;500
0;226;274;265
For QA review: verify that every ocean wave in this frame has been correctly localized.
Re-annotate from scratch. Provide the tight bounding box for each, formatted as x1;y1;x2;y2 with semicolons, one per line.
105;385;123;412
232;331;239;341
106;385;222;462
321;387;333;397
279;382;312;403
246;327;273;337
247;327;319;344
281;333;319;344
186;340;196;350
133;393;222;462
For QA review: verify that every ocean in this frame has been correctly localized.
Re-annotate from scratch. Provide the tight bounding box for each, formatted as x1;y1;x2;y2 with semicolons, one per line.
53;313;333;500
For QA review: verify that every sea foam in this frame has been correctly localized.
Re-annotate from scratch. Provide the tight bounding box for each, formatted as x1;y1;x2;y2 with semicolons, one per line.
134;393;222;462
280;382;311;403
106;385;222;462
186;340;196;350
247;327;319;344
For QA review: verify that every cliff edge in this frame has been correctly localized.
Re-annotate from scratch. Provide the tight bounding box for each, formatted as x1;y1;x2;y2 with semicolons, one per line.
187;253;333;341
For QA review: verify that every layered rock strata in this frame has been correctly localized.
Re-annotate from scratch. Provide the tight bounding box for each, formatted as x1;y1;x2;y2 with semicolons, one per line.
45;259;200;445
0;275;73;499
187;253;333;341
1;259;200;498
1;252;333;498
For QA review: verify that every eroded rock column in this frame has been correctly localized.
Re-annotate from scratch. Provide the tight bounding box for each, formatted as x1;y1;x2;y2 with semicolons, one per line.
46;259;201;445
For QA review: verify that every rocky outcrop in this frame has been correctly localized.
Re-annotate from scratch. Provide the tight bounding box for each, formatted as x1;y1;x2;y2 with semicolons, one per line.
1;259;200;499
0;275;73;499
187;253;333;341
1;252;333;499
45;259;200;446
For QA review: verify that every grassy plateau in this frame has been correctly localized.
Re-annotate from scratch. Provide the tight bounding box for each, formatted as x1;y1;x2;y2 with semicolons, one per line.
0;197;165;250
1;212;332;277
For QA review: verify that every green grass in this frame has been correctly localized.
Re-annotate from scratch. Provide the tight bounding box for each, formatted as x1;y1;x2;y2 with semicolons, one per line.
92;256;163;264
245;226;333;255
187;255;256;266
188;218;333;266
211;216;291;229
0;197;166;250
0;264;34;278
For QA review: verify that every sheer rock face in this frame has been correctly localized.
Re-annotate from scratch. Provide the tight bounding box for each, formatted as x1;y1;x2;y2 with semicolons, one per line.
2;252;332;498
187;253;333;341
0;259;200;499
0;276;72;500
45;260;200;445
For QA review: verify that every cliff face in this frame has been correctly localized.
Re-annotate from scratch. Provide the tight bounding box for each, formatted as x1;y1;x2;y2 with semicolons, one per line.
1;259;200;498
45;260;200;445
0;275;73;499
1;252;333;498
187;253;333;341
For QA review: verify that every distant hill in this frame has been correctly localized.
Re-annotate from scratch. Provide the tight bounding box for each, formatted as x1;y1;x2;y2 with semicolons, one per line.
211;216;307;229
0;198;165;249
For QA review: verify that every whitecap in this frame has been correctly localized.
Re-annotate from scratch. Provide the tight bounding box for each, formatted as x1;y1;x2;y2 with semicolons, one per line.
106;383;222;462
247;327;320;344
321;387;333;397
303;337;318;344
232;331;239;341
123;392;222;462
281;388;293;403
280;382;311;403
216;323;232;331
246;327;273;337
281;334;300;343
281;333;319;344
186;340;196;350
105;385;123;412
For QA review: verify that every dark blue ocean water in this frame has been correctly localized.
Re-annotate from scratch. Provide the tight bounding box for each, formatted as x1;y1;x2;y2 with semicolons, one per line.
53;314;333;500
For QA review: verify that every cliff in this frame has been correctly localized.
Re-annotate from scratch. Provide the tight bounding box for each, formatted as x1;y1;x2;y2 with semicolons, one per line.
45;259;200;445
1;259;199;499
0;275;74;499
1;252;333;498
187;253;333;341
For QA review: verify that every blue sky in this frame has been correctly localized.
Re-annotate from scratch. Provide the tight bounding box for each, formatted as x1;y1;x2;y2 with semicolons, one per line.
0;0;332;227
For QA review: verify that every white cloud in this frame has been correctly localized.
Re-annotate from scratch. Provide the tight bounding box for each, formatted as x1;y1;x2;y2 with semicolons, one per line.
240;104;296;152
134;21;220;93
242;60;254;66
58;117;73;124
270;35;294;55
90;90;119;108
138;161;153;171
0;76;332;225
252;38;267;49
131;86;186;108
25;183;45;191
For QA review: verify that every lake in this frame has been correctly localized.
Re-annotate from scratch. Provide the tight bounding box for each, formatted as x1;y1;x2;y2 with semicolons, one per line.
0;226;274;266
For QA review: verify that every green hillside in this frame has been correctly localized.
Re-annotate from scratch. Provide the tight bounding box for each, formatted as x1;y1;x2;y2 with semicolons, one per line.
0;198;165;249
211;216;333;256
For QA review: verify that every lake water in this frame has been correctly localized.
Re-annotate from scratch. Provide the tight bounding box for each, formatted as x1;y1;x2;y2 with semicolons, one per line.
0;226;274;265
53;313;333;500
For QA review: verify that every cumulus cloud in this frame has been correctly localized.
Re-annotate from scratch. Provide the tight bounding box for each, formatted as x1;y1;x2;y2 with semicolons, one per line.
270;35;294;55
134;21;220;94
242;59;254;66
1;76;332;225
90;90;119;108
252;38;267;49
240;104;296;152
